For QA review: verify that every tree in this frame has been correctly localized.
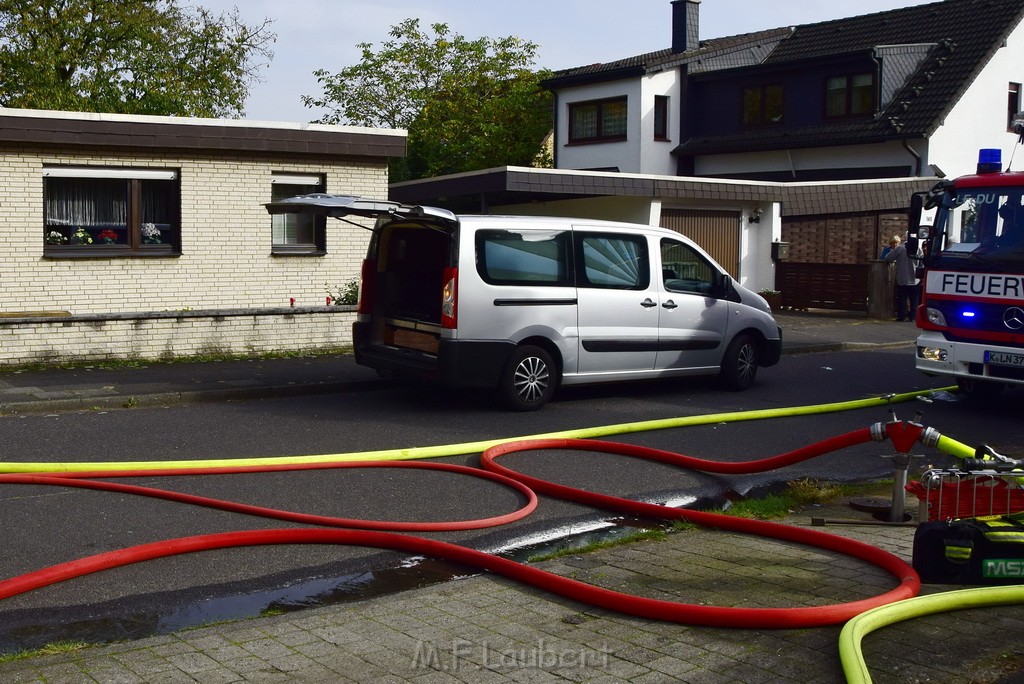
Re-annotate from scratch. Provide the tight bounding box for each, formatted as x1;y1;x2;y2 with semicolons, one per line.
303;19;552;181
0;0;275;118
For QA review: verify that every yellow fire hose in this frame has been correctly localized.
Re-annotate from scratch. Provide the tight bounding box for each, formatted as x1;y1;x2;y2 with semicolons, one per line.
840;585;1024;683
1;388;951;473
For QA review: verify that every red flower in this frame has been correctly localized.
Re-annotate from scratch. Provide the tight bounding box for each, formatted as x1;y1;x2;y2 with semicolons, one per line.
97;229;118;243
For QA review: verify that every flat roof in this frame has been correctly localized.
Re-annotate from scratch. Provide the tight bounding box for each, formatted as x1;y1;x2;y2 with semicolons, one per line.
0;107;407;159
389;166;937;217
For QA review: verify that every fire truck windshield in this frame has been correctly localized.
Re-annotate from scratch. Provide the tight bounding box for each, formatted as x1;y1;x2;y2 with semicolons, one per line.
941;188;1024;260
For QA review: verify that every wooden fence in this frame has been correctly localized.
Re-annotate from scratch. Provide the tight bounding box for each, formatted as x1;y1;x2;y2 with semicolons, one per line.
776;262;870;312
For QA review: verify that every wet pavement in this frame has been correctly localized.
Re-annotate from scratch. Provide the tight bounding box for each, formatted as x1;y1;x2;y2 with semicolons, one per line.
3;312;1022;683
1;499;1021;683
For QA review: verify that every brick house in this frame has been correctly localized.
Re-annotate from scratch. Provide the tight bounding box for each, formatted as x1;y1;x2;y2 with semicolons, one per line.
0;108;405;365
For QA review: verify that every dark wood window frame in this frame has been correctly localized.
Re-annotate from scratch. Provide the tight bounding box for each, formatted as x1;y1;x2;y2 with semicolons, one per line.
824;72;875;119
653;95;670;141
741;83;784;127
1009;82;1021;132
568;96;628;144
42;167;181;258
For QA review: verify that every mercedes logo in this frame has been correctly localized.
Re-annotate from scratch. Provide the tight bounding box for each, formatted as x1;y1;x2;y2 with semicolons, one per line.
1004;307;1024;331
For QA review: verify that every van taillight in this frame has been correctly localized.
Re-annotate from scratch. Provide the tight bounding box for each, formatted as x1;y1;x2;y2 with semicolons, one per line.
357;259;375;314
441;267;458;329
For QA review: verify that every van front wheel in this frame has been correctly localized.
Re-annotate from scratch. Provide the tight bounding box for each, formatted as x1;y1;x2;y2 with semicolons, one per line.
498;345;556;411
719;334;758;391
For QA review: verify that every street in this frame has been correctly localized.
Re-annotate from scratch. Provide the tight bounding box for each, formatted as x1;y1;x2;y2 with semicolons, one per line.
1;346;1022;653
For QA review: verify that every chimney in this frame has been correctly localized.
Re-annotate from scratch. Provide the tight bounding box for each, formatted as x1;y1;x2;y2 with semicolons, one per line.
671;0;700;54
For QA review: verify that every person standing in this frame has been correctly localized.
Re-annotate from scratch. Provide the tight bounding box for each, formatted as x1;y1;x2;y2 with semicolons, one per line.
884;235;921;321
880;235;899;260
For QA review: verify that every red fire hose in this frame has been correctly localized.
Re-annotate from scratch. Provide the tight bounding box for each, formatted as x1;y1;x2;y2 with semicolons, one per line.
0;428;921;629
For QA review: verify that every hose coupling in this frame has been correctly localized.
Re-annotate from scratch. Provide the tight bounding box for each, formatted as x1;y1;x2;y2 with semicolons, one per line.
919;427;941;448
870;422;888;442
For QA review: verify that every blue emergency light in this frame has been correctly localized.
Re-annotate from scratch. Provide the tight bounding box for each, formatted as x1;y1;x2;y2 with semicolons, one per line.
977;148;1002;173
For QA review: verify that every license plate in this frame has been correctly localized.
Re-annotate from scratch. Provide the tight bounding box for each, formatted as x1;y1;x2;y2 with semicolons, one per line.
986;350;1024;367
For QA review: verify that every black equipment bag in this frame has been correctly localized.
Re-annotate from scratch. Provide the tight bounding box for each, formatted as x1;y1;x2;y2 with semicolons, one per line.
912;512;1024;585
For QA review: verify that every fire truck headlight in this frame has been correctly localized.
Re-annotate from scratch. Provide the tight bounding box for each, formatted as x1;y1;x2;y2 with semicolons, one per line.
925;307;947;326
919;346;948;362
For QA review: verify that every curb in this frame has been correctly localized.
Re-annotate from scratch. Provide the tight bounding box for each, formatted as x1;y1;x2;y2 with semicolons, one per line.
0;380;383;416
0;340;915;416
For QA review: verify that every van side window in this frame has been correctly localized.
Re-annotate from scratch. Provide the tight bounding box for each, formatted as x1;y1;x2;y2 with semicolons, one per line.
476;230;572;286
577;234;650;290
661;238;716;295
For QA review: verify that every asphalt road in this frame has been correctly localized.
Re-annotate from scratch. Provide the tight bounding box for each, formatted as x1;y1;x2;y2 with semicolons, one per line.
1;346;1022;652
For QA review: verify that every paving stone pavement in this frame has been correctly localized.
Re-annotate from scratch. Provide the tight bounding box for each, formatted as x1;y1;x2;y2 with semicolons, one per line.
1;499;1022;684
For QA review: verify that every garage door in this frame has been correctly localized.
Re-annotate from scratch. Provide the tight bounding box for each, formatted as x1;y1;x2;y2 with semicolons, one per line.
660;209;741;279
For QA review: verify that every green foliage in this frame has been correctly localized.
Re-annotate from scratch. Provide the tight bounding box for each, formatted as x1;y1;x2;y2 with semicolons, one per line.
717;478;845;520
303;18;552;181
0;0;276;117
326;279;359;306
0;640;90;663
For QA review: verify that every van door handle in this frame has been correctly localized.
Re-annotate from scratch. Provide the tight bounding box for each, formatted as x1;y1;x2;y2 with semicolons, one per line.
662;300;678;310
640;298;657;308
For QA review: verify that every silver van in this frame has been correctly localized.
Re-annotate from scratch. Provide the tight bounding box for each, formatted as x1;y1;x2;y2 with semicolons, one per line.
267;195;782;410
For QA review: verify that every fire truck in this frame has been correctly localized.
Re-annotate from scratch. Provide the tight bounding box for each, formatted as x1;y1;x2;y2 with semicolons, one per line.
913;147;1024;396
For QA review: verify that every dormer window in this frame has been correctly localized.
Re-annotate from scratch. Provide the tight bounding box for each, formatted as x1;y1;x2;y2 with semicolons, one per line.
742;84;784;126
568;96;628;144
825;73;875;117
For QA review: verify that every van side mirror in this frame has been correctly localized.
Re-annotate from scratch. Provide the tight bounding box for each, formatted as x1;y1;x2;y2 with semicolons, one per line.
712;272;732;299
909;192;924;230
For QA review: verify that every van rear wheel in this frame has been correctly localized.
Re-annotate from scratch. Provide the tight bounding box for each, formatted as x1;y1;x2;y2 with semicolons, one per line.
719;334;758;391
498;345;556;411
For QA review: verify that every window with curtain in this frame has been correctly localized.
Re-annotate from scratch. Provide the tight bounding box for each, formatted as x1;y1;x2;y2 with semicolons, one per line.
271;174;326;254
43;167;180;255
578;234;648;289
476;229;572;285
568;96;628;144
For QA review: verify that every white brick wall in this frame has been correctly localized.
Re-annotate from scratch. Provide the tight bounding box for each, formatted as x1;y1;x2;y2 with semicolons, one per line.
0;308;356;365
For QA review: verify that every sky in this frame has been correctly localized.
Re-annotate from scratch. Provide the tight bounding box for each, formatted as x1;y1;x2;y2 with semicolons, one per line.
196;0;938;124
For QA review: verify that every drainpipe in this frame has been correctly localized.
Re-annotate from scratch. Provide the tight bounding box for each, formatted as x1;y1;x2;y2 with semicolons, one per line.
902;139;923;177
